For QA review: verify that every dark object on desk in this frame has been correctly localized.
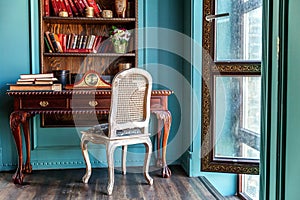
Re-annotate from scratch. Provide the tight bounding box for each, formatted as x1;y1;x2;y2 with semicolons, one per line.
53;70;70;89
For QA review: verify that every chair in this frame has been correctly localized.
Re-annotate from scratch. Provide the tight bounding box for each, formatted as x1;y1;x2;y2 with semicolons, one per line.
80;68;153;195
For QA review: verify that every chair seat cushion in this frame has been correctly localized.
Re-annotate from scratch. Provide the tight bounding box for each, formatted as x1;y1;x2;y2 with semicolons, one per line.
86;123;109;136
116;128;142;137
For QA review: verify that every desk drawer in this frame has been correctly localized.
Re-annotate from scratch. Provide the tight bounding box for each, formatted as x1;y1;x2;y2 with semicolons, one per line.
70;98;110;109
20;98;68;109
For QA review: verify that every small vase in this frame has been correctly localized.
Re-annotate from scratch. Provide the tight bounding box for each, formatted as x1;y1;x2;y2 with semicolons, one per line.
114;42;128;54
115;0;127;18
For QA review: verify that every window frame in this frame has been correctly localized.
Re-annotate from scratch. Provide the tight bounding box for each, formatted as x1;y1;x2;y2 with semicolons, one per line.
201;0;261;174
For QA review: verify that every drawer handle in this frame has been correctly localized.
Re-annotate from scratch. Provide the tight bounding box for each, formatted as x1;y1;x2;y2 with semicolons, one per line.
39;101;49;107
89;100;98;107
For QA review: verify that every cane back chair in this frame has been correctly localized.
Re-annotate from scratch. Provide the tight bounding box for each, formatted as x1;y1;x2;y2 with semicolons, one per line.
80;68;153;195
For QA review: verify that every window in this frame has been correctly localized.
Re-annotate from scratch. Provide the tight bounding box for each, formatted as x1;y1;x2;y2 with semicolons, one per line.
201;0;262;198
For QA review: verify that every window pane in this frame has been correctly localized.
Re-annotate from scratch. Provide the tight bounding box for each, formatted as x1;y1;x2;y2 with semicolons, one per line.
215;0;262;61
242;174;260;200
214;76;260;159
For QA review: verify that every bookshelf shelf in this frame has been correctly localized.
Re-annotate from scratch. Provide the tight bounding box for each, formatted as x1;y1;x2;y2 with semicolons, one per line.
43;17;136;24
43;53;136;57
40;0;138;78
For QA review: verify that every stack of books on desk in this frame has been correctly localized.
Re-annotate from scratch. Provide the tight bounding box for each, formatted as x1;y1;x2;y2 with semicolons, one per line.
8;73;62;91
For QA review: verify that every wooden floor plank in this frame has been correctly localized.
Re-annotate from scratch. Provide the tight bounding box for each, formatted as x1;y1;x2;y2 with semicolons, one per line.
0;166;240;200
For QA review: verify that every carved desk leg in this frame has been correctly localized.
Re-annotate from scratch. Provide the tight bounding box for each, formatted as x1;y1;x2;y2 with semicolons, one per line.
152;110;172;178
10;111;33;184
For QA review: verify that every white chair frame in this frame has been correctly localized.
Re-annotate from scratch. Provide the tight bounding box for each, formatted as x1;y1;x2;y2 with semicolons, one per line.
80;68;153;195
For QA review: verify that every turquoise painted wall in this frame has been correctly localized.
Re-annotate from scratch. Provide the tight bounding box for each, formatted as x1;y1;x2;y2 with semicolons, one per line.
0;0;30;169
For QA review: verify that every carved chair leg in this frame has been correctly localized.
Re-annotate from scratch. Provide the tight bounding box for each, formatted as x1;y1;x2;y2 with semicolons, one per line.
122;145;127;175
81;138;91;184
161;111;172;178
106;143;116;195
144;138;153;185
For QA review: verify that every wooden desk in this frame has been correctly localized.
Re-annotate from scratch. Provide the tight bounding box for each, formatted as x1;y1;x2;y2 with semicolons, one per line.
7;90;173;184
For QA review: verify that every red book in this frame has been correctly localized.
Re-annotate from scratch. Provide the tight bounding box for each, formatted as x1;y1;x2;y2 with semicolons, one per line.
50;0;59;16
93;36;103;53
62;34;67;52
55;0;62;13
78;0;86;10
73;0;84;16
63;0;73;17
59;0;67;12
57;34;67;52
67;0;78;16
44;0;50;16
82;0;89;9
86;0;101;17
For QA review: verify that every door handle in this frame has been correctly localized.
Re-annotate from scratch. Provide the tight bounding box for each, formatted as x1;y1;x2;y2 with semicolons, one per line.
205;13;229;22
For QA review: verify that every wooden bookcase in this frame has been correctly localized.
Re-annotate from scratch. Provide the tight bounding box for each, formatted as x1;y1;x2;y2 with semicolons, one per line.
39;0;138;79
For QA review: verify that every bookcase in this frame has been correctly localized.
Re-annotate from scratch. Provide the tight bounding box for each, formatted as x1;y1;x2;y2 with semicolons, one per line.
39;0;138;82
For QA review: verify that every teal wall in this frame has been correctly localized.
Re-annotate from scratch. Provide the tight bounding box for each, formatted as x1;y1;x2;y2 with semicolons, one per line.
0;0;30;169
0;0;237;197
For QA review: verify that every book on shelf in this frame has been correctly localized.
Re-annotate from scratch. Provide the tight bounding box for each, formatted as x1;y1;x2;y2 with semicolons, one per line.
44;32;55;52
44;0;50;16
73;0;84;15
59;0;67;12
68;0;79;16
8;83;62;91
50;0;59;16
20;73;54;79
63;0;73;17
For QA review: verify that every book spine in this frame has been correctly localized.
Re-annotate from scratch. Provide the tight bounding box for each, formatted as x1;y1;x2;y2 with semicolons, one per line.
78;0;86;9
55;0;62;13
93;36;103;53
73;0;84;16
63;0;73;17
77;35;84;49
59;0;67;12
66;34;72;49
81;0;89;9
45;31;55;52
71;34;78;49
68;0;79;16
50;0;59;16
44;36;53;53
87;35;96;49
86;0;101;17
49;32;60;52
81;35;88;49
44;0;50;16
54;34;63;52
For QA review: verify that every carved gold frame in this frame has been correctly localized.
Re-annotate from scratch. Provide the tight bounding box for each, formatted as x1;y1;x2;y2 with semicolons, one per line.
201;0;260;174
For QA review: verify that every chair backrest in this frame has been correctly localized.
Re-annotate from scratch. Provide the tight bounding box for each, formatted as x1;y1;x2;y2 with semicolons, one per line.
108;68;152;138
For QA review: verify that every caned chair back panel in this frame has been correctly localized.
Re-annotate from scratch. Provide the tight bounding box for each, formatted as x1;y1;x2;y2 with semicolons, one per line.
109;68;152;138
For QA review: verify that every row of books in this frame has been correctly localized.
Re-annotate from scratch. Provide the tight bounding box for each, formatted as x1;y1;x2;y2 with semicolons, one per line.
44;32;112;53
44;0;102;17
9;73;62;91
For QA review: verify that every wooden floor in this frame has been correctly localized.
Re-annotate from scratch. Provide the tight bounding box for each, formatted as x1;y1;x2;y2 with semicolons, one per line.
0;166;240;200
